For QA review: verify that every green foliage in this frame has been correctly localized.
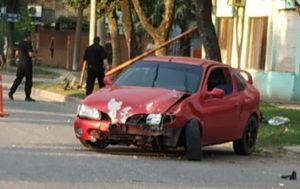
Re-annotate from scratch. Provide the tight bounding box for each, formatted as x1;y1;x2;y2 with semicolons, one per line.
131;0;163;38
97;0;119;17
134;0;164;28
15;5;34;38
132;0;196;37
63;0;90;10
174;0;196;28
0;0;33;43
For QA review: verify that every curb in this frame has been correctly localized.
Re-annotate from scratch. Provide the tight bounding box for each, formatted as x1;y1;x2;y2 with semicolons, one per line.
3;83;82;106
284;146;300;154
32;87;82;105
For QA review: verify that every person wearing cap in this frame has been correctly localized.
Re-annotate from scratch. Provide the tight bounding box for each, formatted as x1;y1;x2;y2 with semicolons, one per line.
83;36;110;96
8;31;35;101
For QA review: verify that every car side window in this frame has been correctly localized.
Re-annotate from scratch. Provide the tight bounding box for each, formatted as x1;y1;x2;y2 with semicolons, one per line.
233;71;247;91
207;68;233;96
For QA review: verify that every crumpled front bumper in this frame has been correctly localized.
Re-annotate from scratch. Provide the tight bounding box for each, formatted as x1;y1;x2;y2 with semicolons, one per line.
74;117;164;142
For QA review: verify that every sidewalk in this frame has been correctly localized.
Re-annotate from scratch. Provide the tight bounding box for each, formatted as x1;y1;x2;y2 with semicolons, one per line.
1;71;81;104
261;98;300;110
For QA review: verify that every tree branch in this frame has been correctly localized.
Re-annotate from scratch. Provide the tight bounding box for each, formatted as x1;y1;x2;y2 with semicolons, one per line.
131;0;156;38
158;0;175;36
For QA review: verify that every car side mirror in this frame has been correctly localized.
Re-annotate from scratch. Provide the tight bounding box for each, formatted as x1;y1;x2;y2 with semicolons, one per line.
206;88;225;99
103;76;113;86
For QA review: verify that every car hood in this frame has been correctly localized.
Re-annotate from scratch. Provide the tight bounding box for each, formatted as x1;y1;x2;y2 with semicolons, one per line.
82;86;186;123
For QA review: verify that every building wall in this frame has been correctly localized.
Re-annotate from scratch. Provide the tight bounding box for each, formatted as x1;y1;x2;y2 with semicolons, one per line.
35;31;87;69
292;11;300;101
251;71;295;100
274;10;298;72
216;0;300;101
35;31;128;70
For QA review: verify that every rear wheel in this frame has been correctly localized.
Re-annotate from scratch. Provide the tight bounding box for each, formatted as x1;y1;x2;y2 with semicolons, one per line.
185;120;202;161
80;139;108;150
233;115;258;155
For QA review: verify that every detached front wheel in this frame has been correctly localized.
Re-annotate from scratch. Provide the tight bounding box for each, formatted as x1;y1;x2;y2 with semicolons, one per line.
233;115;258;155
80;139;108;150
185;119;202;161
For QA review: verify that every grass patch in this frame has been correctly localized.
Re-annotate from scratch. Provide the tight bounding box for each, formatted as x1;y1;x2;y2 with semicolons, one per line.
33;67;60;78
1;65;60;78
258;103;300;148
33;81;86;99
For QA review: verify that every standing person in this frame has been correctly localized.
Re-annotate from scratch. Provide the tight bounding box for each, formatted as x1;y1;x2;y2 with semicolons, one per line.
83;36;110;96
8;31;35;101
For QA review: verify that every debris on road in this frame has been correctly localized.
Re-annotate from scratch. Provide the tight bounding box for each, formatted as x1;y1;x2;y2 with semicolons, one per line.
281;171;297;180
268;116;290;126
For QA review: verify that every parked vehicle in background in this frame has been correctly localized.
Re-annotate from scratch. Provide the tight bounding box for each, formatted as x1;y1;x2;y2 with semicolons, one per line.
74;56;260;160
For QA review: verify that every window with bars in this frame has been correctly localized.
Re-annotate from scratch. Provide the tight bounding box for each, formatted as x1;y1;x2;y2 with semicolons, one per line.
246;17;268;70
218;17;234;65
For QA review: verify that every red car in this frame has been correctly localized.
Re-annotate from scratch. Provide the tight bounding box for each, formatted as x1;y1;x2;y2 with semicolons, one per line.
74;56;260;160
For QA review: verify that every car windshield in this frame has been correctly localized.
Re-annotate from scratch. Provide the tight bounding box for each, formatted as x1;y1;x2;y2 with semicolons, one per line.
114;60;203;93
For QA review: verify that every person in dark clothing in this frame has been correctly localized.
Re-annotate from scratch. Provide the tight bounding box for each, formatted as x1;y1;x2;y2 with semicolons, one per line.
83;36;110;96
8;31;35;101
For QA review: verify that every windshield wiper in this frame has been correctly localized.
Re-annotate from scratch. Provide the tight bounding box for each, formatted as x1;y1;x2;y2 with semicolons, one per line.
184;69;189;92
151;64;159;87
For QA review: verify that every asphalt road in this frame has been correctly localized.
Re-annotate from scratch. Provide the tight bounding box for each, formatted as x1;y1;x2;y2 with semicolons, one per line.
0;88;299;189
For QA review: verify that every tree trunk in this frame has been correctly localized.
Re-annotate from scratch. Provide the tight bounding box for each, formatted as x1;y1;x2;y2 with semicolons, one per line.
194;0;222;62
132;0;175;56
154;35;167;55
120;0;139;59
72;5;84;71
5;22;15;65
108;11;121;67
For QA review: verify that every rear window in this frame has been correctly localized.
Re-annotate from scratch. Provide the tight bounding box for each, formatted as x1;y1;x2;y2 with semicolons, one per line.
233;71;247;91
114;60;203;93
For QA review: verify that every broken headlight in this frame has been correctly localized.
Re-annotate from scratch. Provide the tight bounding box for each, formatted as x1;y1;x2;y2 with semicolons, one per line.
146;113;162;126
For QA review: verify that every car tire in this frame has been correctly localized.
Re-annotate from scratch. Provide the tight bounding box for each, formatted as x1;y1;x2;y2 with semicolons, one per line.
80;139;108;150
233;115;258;155
185;119;202;161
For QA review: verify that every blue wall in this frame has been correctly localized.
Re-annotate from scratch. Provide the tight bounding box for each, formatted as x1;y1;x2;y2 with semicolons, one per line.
293;19;300;101
251;71;296;100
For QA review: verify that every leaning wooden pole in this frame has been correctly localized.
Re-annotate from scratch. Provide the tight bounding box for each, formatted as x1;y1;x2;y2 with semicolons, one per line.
78;26;198;86
106;26;198;76
78;61;87;88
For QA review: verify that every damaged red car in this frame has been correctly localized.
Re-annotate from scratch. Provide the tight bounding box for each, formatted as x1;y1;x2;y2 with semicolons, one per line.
74;56;260;160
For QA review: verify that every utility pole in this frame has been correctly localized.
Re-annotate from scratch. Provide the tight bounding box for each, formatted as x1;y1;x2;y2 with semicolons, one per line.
89;0;96;45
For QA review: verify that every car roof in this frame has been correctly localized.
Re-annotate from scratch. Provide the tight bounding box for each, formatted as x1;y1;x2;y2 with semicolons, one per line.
142;56;225;69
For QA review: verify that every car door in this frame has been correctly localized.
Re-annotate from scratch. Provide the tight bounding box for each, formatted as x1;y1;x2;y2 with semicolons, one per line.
231;70;257;137
200;67;241;145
